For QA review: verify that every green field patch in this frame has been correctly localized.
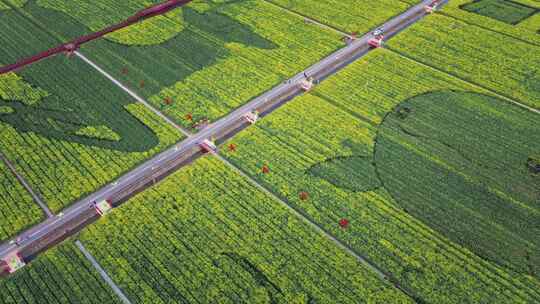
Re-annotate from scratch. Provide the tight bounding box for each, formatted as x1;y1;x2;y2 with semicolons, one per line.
0;61;159;153
2;0;339;130
308;139;381;192
375;90;540;277
224;51;540;303
387;14;540;109
0;0;26;10
75;125;121;142
269;0;410;34
0;242;122;303
0;161;43;241
36;0;186;45
79;0;344;129
0;106;13;114
461;0;538;25
0;4;184;212
78;157;410;303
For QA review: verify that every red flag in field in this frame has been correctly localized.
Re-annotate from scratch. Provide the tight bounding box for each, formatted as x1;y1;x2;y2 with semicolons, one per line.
185;113;193;121
139;80;145;88
339;218;349;228
299;191;309;201
228;143;237;152
121;67;128;75
164;97;173;105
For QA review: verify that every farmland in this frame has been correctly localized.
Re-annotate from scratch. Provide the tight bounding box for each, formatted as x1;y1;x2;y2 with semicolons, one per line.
4;0;346;130
0;5;184;212
222;50;540;303
0;0;539;303
79;0;346;130
376;90;540;277
460;0;538;25
0;161;43;241
0;242;122;304
423;0;540;45
386;13;540;109
35;0;186;45
265;0;411;34
76;157;412;303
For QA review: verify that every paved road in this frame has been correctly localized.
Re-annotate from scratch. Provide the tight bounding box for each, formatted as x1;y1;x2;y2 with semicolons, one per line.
0;0;444;262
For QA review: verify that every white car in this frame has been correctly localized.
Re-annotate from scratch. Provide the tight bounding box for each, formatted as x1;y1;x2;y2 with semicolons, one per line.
373;28;384;36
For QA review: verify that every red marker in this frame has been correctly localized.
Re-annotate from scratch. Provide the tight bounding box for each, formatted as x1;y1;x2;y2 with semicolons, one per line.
299;191;309;201
228;144;237;152
339;218;349;228
262;165;270;174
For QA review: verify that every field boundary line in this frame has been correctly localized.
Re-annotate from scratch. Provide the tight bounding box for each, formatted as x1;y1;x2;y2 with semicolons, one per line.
437;11;540;48
215;155;420;300
76;31;418;302
74;51;191;138
260;0;352;38
0;151;53;218
385;48;540;115
75;240;132;304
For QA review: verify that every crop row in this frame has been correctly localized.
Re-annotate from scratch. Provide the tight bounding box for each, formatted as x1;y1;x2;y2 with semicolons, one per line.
222;50;540;303
0;242;121;304
7;0;345;132
0;161;43;242
0;8;184;212
0;0;25;10
265;0;411;34
29;0;186;45
77;0;344;129
386;13;540;109
376;90;540;278
76;157;412;303
420;0;540;45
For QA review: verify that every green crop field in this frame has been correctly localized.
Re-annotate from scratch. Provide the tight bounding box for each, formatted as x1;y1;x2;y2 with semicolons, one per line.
75;157;412;303
0;161;43;241
386;13;540;110
0;4;184;212
7;0;343;130
265;0;411;34
222;50;540;303
402;0;540;45
1;0;539;303
461;0;538;25
81;0;345;130
0;242;122;303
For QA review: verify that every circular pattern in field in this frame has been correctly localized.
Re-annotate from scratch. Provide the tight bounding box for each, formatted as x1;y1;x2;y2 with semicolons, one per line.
375;91;540;277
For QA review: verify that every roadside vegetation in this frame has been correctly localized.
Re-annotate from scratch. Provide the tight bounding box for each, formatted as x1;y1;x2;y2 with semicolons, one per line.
223;50;540;303
0;5;184;212
266;0;410;34
0;242;122;304
386;14;540;110
77;157;412;304
0;161;43;242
